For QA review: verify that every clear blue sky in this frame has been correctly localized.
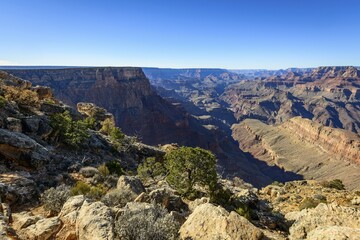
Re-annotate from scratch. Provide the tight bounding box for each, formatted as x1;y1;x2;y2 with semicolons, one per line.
1;0;359;69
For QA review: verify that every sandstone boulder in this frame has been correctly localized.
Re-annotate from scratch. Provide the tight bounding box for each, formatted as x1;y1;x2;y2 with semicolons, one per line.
76;200;114;240
289;203;360;240
179;203;263;240
307;226;360;240
12;211;43;231
19;216;62;240
117;175;145;196
56;195;85;240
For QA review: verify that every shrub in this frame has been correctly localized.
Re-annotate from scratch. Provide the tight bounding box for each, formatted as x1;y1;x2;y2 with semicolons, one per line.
321;179;345;190
114;203;180;240
137;157;167;181
50;111;90;148
0;96;7;108
101;188;135;207
106;160;125;176
98;164;110;177
83;117;96;130
299;197;326;210
235;203;252;220
41;184;70;214
165;147;218;198
70;181;91;196
209;183;233;207
70;181;106;200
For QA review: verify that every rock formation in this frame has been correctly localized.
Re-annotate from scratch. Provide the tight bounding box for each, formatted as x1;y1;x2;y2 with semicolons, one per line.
232;117;360;189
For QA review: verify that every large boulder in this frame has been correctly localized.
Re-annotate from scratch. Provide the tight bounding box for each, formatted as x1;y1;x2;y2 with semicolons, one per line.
117;175;145;196
0;128;50;169
56;195;85;240
18;217;62;240
76;200;114;240
179;203;263;240
289;203;360;240
0;172;39;206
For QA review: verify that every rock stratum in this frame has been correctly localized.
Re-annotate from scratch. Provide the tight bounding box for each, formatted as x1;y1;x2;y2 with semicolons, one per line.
222;66;360;134
232;117;360;189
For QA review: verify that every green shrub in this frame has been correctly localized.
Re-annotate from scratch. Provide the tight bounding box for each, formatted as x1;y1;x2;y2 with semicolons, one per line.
98;164;110;177
0;96;7;108
110;127;125;142
83;117;96;130
236;203;252;220
41;184;70;214
165;147;217;198
70;181;106;200
114;204;180;240
50;111;90;148
209;183;233;206
137;157;167;181
106;160;125;176
70;181;91;196
321;179;345;190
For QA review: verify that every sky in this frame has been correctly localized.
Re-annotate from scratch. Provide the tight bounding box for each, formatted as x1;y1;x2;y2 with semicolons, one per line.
0;0;359;69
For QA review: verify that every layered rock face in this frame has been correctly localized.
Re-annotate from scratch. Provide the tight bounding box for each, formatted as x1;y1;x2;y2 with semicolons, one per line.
232;117;360;189
5;68;211;147
222;66;360;134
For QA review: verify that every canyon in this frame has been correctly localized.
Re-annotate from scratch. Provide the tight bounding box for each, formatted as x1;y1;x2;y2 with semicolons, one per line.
3;66;360;189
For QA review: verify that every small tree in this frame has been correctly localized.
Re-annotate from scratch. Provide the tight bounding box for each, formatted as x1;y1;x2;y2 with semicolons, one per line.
165;147;217;198
50;111;90;148
137;157;167;181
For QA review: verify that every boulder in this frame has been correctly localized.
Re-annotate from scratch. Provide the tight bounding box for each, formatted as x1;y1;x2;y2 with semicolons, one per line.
19;217;62;240
0;129;49;169
79;167;99;178
179;203;263;240
12;211;43;231
117;175;145;196
289;203;360;240
306;226;360;240
188;197;210;212
76;200;114;240
5;117;22;132
56;195;85;240
0;172;39;206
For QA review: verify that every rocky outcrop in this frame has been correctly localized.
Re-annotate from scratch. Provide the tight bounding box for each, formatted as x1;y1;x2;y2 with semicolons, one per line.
289;203;360;240
179;203;263;240
232;118;360;189
222;66;360;134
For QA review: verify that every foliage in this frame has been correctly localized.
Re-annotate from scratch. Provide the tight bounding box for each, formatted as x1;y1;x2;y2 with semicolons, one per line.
110;126;125;142
106;160;125;176
114;204;180;240
83;117;96;130
98;164;110;177
299;197;326;210
321;179;345;190
235;203;252;220
3;86;39;107
137;157;167;181
70;181;106;200
165;146;217;198
101;188;135;207
209;183;233;206
0;96;7;108
41;184;71;214
50;111;90;148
